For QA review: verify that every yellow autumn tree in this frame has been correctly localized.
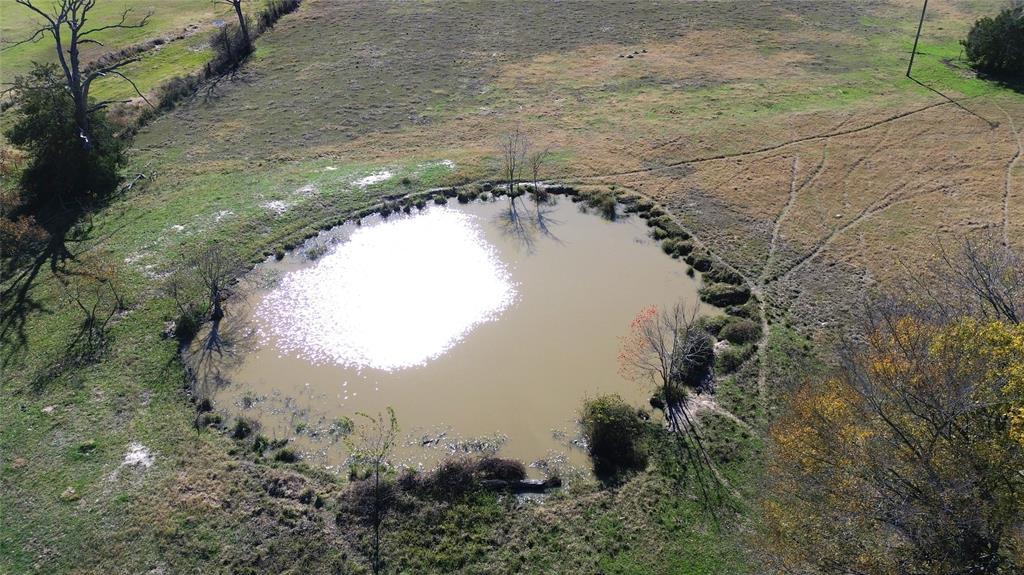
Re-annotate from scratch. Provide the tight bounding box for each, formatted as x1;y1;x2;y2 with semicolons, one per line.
756;313;1024;575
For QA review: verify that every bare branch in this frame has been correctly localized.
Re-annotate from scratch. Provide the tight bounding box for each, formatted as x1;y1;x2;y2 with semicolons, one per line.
12;0;59;27
102;70;154;108
0;26;49;51
80;8;151;37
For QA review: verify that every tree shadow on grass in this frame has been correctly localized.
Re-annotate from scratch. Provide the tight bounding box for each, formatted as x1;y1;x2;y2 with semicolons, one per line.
1;208;91;367
1;182;136;372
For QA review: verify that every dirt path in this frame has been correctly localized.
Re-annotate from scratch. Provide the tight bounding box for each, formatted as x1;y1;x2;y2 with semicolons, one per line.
777;180;948;281
997;104;1022;248
762;157;801;285
578;99;957;181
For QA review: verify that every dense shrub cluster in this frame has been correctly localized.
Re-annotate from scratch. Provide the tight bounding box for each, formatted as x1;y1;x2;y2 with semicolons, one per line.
704;264;744;285
397;456;528;499
686;251;714;272
698;314;731;337
661;237;693;258
139;0;302;125
716;343;755;373
719;318;761;345
256;0;302;33
699;282;751;307
962;5;1024;76
580;394;649;476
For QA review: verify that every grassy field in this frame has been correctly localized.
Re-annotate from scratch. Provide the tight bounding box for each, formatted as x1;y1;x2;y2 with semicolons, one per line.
2;0;1022;573
0;0;261;102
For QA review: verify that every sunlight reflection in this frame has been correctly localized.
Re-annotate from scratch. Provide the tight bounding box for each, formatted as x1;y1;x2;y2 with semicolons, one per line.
255;208;516;370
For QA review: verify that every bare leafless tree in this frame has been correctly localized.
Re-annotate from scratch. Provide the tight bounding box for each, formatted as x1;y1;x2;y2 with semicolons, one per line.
215;0;252;50
499;127;528;206
902;234;1022;326
527;147;551;215
939;236;1021;324
166;245;244;353
7;0;152;146
618;302;725;507
619;303;715;409
191;245;244;352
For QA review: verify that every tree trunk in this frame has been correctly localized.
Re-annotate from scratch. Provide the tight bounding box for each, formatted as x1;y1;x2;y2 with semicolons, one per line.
373;464;381;575
233;1;251;49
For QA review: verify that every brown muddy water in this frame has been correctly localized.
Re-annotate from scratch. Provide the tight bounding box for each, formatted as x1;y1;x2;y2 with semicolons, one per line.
200;196;717;475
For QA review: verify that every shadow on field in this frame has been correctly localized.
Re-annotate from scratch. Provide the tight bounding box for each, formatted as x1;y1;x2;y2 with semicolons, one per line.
2;212;88;362
907;74;999;128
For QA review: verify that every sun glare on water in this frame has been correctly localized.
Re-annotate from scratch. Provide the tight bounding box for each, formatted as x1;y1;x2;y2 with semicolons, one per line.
255;208;516;370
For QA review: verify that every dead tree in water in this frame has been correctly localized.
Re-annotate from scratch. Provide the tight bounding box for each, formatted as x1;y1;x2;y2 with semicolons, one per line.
527;147;551;214
7;0;152;146
192;245;242;352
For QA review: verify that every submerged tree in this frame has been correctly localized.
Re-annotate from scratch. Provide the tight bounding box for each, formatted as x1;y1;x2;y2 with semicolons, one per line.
527;147;550;210
346;408;399;575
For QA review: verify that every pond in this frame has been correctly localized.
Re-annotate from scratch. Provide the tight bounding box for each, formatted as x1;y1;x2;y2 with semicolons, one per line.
201;194;717;474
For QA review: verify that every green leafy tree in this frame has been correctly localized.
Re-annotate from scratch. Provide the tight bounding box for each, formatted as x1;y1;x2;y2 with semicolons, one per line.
4;63;124;214
962;4;1024;76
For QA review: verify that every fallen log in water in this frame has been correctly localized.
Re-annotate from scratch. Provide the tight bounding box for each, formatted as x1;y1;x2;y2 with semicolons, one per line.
480;477;562;493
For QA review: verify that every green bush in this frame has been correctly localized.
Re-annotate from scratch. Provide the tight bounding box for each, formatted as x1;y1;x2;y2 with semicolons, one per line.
232;417;256;439
704;264;744;285
962;6;1024;76
661;238;694;258
700;282;751;306
686;251;714;272
423;459;477;498
719;318;761;344
698;315;731;337
726;298;761;320
5;64;124;211
585;192;617;220
273;448;299;463
580;395;648;476
716;343;755;374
